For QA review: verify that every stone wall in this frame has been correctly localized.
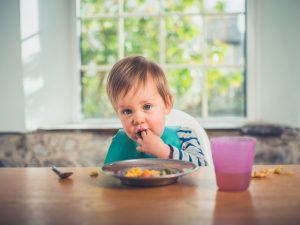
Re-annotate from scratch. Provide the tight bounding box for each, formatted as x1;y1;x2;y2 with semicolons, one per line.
0;126;299;167
0;130;115;167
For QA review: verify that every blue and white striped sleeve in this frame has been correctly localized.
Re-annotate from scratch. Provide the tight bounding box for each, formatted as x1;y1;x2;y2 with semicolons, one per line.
169;127;207;166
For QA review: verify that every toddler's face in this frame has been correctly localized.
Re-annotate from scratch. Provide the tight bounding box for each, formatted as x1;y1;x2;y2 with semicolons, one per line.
116;77;171;141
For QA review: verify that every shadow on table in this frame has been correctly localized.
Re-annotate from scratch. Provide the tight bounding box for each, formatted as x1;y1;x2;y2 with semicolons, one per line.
213;190;257;225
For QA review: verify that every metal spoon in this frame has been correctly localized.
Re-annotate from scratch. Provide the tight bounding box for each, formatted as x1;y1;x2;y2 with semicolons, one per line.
52;166;73;179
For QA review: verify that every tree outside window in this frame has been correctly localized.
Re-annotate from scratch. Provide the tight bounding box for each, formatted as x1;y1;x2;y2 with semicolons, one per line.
77;0;246;120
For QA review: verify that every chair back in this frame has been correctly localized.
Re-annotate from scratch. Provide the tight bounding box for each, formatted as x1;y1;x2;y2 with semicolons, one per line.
166;109;213;167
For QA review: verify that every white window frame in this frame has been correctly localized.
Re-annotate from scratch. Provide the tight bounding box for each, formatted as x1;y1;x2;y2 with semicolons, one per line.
71;0;250;129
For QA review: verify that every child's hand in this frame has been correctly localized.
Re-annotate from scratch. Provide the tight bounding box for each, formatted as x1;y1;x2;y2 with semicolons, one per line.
136;129;171;159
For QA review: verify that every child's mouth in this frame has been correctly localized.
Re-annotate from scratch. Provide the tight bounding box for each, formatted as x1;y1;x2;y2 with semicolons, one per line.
136;129;146;139
136;131;142;139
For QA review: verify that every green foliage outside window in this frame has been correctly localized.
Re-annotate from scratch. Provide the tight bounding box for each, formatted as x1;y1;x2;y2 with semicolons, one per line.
78;0;246;119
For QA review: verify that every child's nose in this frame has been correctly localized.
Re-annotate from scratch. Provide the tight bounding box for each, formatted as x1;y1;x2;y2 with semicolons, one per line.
133;111;145;125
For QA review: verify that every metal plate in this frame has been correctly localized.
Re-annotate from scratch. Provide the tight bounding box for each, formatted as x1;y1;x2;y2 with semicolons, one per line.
101;158;198;187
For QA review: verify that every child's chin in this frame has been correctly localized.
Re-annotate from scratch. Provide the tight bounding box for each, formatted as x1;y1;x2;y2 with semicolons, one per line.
129;135;137;141
123;131;135;141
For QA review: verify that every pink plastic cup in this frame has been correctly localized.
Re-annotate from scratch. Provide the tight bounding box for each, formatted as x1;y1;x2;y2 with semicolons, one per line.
210;136;256;192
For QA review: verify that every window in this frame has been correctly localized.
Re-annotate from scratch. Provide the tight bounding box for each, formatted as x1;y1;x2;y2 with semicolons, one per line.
77;0;246;121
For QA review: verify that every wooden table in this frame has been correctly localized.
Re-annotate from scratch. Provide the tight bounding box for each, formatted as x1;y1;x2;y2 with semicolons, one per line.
0;165;299;225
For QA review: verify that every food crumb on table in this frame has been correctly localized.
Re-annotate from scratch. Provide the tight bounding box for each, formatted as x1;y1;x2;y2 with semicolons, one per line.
90;171;99;177
252;166;293;178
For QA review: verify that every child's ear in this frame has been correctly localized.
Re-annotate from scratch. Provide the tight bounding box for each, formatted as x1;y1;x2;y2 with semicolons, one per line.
165;95;173;114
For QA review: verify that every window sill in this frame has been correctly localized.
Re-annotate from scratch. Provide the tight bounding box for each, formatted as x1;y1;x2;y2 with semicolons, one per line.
198;118;247;130
38;118;247;131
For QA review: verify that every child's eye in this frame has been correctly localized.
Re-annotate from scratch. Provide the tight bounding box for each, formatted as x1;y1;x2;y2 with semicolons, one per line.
143;104;152;110
122;109;132;115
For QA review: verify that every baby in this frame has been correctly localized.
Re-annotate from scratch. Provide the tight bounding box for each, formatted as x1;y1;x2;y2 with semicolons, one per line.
104;56;207;166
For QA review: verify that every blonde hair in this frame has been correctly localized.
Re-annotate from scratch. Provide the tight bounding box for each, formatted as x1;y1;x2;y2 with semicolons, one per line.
106;56;173;110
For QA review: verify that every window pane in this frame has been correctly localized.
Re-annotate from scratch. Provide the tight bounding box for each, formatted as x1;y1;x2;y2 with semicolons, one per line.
124;17;159;61
80;0;118;16
166;68;203;117
207;68;245;117
163;0;203;13
80;19;118;66
206;15;245;65
81;70;116;118
78;0;246;120
165;16;203;64
124;0;160;14
204;0;245;13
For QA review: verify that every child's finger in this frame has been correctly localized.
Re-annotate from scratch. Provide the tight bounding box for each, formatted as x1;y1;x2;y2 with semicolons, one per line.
136;137;143;144
140;130;147;138
136;146;145;152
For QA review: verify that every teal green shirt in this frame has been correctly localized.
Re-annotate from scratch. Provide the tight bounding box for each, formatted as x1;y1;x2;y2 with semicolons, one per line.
104;126;181;164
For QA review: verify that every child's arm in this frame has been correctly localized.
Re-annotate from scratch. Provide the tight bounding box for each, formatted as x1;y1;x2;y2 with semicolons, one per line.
169;127;207;166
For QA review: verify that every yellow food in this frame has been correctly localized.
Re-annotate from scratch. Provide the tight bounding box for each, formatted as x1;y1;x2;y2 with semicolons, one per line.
252;166;293;178
125;167;161;177
90;171;99;177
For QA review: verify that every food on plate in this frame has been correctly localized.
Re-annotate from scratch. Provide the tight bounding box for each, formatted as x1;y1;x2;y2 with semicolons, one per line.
124;167;174;177
252;166;293;178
